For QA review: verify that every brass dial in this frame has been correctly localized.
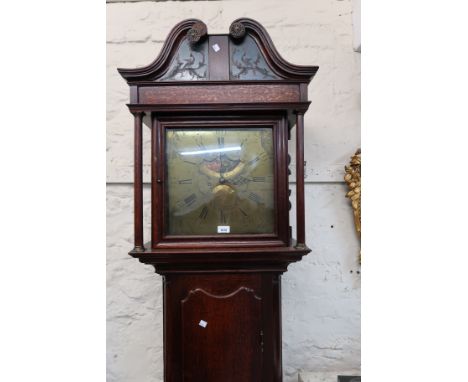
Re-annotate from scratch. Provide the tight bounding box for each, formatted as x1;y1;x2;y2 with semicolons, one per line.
165;127;275;235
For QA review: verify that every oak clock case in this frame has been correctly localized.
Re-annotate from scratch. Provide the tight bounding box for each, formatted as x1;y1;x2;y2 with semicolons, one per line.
118;18;318;382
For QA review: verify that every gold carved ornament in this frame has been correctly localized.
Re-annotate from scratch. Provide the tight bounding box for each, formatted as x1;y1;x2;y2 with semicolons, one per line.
344;149;361;264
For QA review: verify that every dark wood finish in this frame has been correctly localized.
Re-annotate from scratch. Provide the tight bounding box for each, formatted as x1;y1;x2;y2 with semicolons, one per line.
130;85;138;103
153;113;163;247
181;287;262;381
150;114;290;249
118;19;317;83
208;35;230;81
118;18;318;382
118;19;203;82
130;241;309;274
295;112;306;247
229;18;318;81
163;273;283;382
132;111;145;251
139;83;300;104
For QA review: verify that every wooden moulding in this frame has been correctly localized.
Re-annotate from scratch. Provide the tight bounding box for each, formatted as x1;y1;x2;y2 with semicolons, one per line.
229;18;318;81
127;102;310;116
139;83;301;104
129;242;311;275
117;19;203;82
117;18;318;84
150;114;290;249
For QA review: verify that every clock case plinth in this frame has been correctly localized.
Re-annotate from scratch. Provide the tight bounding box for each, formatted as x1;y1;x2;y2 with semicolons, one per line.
129;241;310;274
119;18;317;382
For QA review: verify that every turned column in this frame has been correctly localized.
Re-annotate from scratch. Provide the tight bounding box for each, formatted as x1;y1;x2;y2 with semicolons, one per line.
295;111;306;248
132;111;145;251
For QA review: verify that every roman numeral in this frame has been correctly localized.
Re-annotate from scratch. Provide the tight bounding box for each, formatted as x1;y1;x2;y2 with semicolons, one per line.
232;176;250;185
248;153;269;166
184;193;197;206
199;206;208;220
220;210;227;224
248;192;262;204
196;137;206;150
217;137;224;148
247;156;260;166
178;179;192;184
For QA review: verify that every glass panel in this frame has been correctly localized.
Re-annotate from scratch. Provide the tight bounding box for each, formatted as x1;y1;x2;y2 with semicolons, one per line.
165;127;275;235
160;38;208;81
230;35;280;80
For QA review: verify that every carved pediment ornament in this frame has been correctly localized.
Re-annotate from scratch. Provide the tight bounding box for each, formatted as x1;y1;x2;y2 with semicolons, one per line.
118;18;318;83
229;21;246;40
186;21;207;44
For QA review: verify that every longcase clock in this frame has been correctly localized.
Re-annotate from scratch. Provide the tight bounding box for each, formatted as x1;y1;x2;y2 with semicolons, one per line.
118;18;318;382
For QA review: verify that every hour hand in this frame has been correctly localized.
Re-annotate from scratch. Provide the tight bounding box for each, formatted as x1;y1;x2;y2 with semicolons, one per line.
199;158;223;180
220;161;245;180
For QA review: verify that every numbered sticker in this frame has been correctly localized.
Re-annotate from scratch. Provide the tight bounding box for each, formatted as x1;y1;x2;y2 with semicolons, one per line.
217;226;230;234
212;43;220;52
199;320;208;328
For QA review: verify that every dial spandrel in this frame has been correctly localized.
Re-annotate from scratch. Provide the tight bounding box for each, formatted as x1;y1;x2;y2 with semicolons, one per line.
165;127;275;235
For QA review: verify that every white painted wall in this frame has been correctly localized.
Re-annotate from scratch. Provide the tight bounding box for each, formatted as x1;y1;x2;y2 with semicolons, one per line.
107;1;361;381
